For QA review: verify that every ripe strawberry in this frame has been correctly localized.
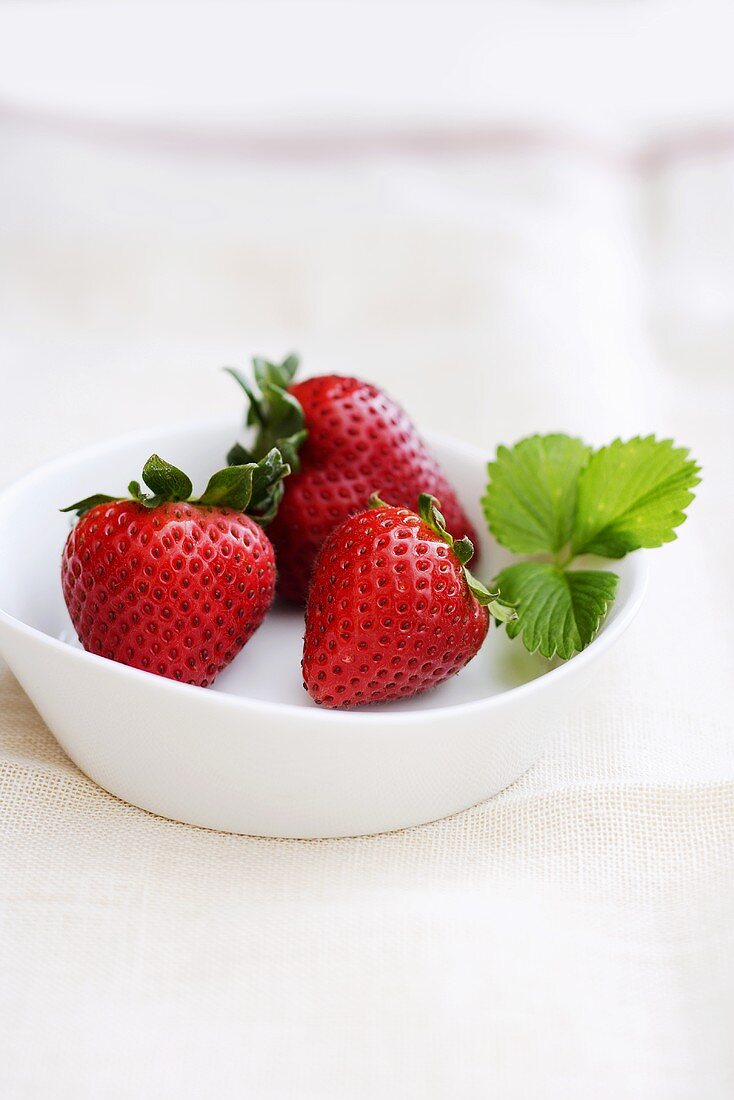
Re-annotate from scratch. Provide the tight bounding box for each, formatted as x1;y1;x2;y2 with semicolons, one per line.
226;355;480;603
61;449;289;687
302;494;515;708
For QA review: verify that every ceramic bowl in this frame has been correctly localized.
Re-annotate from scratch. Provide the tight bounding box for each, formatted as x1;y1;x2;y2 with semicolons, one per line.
0;420;647;837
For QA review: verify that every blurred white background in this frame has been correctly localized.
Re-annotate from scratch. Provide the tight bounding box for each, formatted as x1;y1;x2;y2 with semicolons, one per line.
1;4;734;1099
1;1;733;480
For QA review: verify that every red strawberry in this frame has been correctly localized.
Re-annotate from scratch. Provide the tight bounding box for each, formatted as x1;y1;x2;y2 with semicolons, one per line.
226;355;479;603
302;494;515;709
61;450;289;687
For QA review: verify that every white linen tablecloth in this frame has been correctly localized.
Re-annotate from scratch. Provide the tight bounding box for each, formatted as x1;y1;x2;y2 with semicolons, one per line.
0;119;733;1098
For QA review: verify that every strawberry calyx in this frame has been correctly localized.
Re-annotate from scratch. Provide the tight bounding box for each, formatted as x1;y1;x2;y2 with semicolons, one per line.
61;448;291;525
225;353;307;472
369;491;517;622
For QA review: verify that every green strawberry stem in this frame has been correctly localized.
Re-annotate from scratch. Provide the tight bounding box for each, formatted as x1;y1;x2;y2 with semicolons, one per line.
369;492;516;622
225;353;308;472
61;449;291;524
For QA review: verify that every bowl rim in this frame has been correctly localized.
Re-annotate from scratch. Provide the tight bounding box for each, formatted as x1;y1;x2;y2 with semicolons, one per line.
0;418;649;727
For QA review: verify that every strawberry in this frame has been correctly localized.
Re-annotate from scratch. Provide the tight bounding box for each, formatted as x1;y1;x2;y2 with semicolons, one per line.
302;494;515;708
226;355;480;603
60;449;289;687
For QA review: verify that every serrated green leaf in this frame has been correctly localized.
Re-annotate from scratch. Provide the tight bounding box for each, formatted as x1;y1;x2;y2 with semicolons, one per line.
571;436;701;558
492;562;618;659
483;434;591;554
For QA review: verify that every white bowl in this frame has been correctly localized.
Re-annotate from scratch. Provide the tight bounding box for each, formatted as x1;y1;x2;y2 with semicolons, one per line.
0;420;647;838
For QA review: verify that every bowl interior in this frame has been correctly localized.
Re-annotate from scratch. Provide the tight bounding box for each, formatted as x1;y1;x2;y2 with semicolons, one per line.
0;419;643;714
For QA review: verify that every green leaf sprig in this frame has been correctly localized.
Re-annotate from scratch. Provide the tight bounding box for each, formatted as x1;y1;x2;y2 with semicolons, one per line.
482;434;700;660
